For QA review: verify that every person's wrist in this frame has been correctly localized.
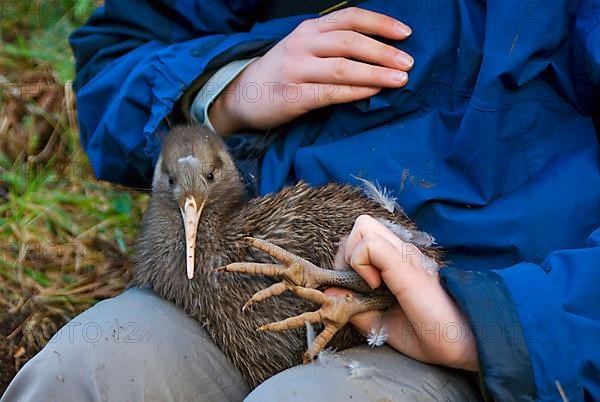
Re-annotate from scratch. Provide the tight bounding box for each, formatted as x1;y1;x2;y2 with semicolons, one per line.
443;319;479;371
194;57;258;136
461;327;480;371
453;342;479;372
208;88;244;136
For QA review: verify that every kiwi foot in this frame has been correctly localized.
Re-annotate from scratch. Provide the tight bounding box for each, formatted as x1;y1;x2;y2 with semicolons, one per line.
258;286;395;362
216;237;372;310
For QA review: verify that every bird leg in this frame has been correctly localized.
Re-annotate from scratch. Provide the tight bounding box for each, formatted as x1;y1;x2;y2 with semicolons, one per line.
217;237;373;309
257;286;396;363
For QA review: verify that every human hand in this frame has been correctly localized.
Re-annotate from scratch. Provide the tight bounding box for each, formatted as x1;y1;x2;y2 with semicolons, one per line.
327;215;479;371
209;7;414;135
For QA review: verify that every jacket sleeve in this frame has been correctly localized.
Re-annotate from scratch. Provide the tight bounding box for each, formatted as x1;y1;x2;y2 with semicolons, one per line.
441;225;600;401
442;7;600;400
69;0;306;186
573;0;600;113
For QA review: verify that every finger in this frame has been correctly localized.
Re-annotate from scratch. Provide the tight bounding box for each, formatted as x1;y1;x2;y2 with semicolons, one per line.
348;233;400;288
301;57;408;88
312;7;411;39
262;83;381;128
344;234;475;366
308;84;382;106
325;288;435;364
346;224;429;295
333;236;349;269
344;215;407;266
353;233;432;298
311;31;413;70
345;304;430;362
347;309;382;334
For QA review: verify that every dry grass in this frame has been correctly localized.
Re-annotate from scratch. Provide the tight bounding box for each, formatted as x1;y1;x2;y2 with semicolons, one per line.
0;0;147;392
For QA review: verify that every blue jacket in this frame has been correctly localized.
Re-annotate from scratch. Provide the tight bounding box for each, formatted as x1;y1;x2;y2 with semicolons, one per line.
70;1;600;400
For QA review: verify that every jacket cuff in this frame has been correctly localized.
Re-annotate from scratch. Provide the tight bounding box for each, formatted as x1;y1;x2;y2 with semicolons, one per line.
178;71;212;123
189;57;259;132
440;268;536;401
141;37;277;169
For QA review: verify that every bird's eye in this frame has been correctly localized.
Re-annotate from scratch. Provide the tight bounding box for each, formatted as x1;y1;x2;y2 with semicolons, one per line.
168;176;175;186
206;172;214;182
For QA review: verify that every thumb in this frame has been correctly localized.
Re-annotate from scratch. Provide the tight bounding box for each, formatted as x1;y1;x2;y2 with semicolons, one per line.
349;310;382;335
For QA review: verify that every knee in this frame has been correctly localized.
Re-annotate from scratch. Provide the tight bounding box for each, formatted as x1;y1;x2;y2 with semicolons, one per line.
37;287;205;376
246;346;479;402
3;288;249;402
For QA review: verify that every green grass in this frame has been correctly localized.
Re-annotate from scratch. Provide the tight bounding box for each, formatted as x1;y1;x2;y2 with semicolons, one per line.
0;0;148;391
1;1;96;80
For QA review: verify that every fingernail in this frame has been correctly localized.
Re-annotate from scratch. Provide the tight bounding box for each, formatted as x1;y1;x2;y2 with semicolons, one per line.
396;23;412;36
392;71;408;84
396;54;414;68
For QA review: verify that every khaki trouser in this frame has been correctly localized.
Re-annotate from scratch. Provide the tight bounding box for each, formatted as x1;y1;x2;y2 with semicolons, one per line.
1;288;479;402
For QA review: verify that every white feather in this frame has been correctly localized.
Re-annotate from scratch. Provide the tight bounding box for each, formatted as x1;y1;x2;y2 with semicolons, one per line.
378;219;439;274
177;155;202;169
346;361;379;379
305;321;315;347
317;348;339;367
410;230;436;247
352;176;397;213
151;155;163;190
421;255;440;275
377;219;414;243
366;327;388;347
377;218;436;248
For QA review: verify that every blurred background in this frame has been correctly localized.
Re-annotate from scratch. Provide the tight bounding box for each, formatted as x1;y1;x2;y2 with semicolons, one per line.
0;0;147;391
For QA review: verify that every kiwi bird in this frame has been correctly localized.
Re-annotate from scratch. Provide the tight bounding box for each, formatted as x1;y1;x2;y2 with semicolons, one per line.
132;125;442;387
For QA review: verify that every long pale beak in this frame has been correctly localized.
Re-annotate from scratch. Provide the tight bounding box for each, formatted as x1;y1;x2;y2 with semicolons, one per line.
180;197;205;279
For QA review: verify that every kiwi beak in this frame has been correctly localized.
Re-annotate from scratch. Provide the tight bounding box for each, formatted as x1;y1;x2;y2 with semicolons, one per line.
180;197;205;279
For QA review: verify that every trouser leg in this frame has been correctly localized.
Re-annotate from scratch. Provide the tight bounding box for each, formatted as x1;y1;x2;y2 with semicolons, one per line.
1;288;250;402
245;345;480;402
2;287;480;402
